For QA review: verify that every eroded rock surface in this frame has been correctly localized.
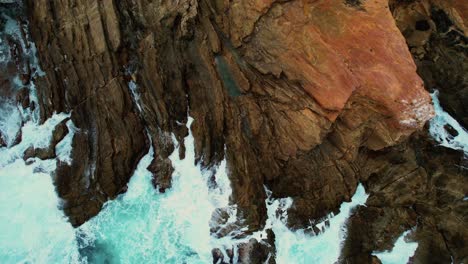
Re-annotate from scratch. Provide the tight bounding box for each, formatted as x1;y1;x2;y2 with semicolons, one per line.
20;0;467;263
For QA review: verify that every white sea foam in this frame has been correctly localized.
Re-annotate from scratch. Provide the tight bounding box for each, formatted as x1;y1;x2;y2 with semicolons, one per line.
0;113;79;263
265;184;368;264
429;90;468;155
373;230;418;264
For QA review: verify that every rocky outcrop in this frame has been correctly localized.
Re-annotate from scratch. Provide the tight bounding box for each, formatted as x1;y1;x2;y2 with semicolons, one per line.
0;132;6;148
25;0;434;230
25;1;149;226
21;0;468;263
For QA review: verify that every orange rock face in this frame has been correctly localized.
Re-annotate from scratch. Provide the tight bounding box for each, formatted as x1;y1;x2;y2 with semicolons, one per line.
243;0;433;126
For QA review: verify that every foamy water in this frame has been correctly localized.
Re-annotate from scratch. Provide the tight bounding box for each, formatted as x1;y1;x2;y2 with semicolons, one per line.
76;118;233;264
0;113;80;264
373;230;418;264
267;185;368;263
429;90;468;155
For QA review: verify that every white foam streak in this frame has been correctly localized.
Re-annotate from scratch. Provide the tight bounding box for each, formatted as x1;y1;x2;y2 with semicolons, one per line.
429;90;468;155
267;184;368;264
0;102;22;146
373;230;418;264
0;112;70;167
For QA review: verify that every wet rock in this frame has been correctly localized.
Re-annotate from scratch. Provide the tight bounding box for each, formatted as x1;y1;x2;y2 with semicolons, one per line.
444;124;459;138
23;146;55;161
20;73;31;85
147;157;173;193
11;127;22;146
0;132;6;147
237;238;275;264
51;118;69;145
210;207;245;239
29;100;35;112
16;87;29;109
26;0;149;226
340;131;468;263
371;255;382;264
226;248;234;264
22;118;71;161
211;248;224;264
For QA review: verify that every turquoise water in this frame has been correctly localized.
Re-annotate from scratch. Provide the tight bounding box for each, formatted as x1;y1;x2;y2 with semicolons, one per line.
0;113;81;264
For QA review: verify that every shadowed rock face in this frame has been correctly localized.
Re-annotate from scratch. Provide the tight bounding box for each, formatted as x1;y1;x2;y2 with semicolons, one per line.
20;0;467;262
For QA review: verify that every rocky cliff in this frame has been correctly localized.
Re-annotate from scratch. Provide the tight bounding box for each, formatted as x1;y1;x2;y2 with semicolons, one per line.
3;0;466;263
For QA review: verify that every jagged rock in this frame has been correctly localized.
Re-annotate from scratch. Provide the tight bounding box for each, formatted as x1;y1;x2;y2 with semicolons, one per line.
23;145;55;161
147;156;173;193
237;238;275;264
371;256;382;264
11;127;22;146
16;87;29;109
211;248;224;264
444;124;459;138
340;131;468;264
210;207;246;239
22;118;70;161
27;0;149;226
51;118;69;145
226;248;234;264
0;132;6;147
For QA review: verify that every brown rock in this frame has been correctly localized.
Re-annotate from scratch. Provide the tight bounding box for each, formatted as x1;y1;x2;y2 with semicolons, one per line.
237;238;274;264
23;146;55;161
147;156;173;193
211;248;224;264
25;1;465;262
51;118;69;145
11;127;22;147
226;248;234;264
27;0;149;226
0;132;6;148
16;87;29;109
